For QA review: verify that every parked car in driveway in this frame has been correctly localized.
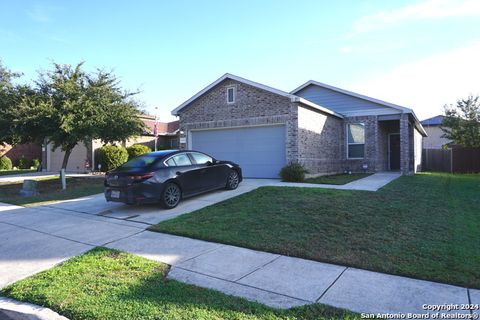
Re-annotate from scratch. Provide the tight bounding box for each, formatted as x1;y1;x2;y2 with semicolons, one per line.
104;150;242;208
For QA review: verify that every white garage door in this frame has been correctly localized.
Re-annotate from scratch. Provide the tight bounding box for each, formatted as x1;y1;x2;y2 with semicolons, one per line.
191;125;286;178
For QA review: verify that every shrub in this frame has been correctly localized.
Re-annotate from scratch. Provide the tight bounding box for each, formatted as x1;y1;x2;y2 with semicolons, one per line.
279;163;308;182
0;156;13;170
156;144;169;150
17;156;30;169
96;145;128;172
31;159;41;170
126;144;152;160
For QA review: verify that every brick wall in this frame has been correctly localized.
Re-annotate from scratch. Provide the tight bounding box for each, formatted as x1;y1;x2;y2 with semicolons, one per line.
343;116;378;172
400;114;412;175
297;105;343;174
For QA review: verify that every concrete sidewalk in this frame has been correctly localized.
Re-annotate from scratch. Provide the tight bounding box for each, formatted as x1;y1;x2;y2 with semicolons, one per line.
107;231;476;315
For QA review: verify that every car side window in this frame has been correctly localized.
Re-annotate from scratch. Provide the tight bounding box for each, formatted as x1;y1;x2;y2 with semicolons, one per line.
171;153;192;166
189;152;212;164
165;158;176;167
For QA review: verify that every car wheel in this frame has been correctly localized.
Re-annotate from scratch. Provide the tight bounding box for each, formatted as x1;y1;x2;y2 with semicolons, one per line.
161;182;181;209
225;170;240;190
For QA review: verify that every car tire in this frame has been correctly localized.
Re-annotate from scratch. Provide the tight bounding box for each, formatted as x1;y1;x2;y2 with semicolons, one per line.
160;182;182;209
225;170;240;190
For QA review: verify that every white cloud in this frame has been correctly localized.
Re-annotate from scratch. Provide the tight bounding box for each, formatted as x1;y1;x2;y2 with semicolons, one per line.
353;0;480;34
351;42;480;120
26;4;61;23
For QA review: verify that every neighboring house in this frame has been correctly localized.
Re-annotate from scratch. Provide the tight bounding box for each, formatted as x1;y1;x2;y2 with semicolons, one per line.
0;142;42;166
171;73;426;178
42;115;180;172
420;115;451;149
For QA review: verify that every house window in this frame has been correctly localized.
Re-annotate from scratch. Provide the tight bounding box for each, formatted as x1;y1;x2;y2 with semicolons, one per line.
347;123;365;159
226;87;235;104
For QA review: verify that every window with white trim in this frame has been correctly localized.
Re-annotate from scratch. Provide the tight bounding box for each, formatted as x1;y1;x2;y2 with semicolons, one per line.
226;87;235;104
347;123;365;159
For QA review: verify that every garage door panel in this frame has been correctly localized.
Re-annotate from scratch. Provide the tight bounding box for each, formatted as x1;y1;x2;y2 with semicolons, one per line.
191;126;286;178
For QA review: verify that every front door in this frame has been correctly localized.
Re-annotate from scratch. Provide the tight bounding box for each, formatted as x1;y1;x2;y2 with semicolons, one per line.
389;134;400;170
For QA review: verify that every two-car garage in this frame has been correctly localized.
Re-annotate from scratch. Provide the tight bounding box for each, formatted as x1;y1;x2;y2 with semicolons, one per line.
190;125;286;178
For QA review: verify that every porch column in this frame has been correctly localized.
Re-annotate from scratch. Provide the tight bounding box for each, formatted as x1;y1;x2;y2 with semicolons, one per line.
399;114;411;175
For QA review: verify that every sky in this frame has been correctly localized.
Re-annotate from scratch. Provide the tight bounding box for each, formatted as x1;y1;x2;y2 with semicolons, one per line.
1;0;479;122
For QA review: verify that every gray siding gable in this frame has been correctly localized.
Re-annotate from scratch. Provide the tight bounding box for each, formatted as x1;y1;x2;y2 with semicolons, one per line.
295;85;402;117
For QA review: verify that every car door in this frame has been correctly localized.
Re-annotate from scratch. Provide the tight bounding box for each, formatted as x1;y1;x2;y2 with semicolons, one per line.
188;152;226;189
166;153;199;196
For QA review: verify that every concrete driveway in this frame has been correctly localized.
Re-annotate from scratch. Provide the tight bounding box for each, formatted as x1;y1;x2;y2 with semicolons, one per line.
0;203;145;288
38;178;277;225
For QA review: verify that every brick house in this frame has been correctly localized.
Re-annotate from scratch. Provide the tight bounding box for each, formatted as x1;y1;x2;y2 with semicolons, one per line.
172;73;426;178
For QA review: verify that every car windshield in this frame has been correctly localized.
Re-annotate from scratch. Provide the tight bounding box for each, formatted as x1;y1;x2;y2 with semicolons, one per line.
121;155;159;168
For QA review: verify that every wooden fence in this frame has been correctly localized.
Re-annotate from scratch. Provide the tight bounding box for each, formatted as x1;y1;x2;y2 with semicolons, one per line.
422;147;480;173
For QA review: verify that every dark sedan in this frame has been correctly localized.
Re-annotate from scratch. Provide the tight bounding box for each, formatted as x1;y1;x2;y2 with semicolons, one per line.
104;150;242;209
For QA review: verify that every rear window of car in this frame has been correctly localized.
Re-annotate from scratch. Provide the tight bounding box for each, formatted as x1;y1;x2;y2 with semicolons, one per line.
189;152;212;164
165;158;176;166
170;154;192;166
121;155;159;168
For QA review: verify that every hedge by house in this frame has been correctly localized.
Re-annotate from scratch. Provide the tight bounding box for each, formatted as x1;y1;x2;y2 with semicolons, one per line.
126;144;152;160
279;163;308;182
17;156;29;169
0;156;13;170
96;145;128;172
32;159;41;170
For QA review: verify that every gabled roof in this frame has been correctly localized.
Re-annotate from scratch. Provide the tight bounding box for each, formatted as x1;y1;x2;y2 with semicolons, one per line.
291;79;427;136
171;73;294;116
291;80;414;114
171;73;343;118
421;115;444;126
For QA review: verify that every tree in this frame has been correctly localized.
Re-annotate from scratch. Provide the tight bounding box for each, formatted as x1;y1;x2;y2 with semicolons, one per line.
442;96;480;148
33;62;145;169
0;61;30;146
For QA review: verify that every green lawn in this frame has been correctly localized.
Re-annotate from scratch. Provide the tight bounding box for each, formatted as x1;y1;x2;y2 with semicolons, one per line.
150;173;480;288
305;173;372;185
0;177;105;206
0;248;358;320
0;169;36;176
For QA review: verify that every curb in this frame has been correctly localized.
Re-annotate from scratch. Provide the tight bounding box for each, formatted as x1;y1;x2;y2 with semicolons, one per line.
0;297;68;320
